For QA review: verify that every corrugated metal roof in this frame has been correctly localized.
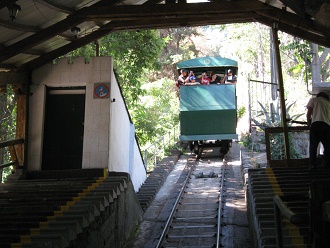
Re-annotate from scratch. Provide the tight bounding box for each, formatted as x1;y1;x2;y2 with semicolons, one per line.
0;0;329;75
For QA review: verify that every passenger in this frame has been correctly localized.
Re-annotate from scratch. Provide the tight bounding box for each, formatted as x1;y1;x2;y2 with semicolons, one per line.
221;69;237;84
200;71;210;85
176;69;190;88
210;71;222;84
187;71;200;85
306;91;330;170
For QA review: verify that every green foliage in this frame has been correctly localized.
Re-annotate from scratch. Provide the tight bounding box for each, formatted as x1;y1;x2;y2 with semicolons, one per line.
269;133;301;160
68;30;166;108
240;133;251;149
237;106;246;120
157;27;201;80
0;86;17;182
282;38;330;82
132;78;180;147
164;143;182;156
251;101;304;130
249;100;303;159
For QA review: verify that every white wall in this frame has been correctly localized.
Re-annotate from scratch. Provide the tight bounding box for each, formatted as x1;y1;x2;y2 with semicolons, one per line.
29;56;146;191
109;75;147;190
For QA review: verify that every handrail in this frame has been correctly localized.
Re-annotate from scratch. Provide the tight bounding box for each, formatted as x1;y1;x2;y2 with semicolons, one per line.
143;125;180;171
0;138;24;149
0;138;24;171
264;126;310;167
273;195;309;248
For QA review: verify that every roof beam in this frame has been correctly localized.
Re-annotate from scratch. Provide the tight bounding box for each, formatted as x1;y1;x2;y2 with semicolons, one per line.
256;17;330;48
100;14;258;30
0;0;123;64
0;16;83;63
78;1;272;20
23;13;259;71
255;7;324;37
0;71;29;86
24;25;116;71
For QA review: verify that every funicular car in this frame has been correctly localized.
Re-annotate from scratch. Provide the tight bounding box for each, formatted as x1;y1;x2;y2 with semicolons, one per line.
177;56;238;157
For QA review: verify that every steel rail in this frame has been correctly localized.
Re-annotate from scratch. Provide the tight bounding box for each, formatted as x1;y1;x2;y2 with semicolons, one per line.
155;160;196;248
216;159;226;248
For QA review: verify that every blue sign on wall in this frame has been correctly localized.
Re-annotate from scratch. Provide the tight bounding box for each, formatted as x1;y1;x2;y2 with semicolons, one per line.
94;83;110;99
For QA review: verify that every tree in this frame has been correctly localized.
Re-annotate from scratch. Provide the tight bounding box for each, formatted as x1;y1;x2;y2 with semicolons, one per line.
0;86;17;181
68;30;166;108
132;78;180;146
154;27;201;81
283;38;330;83
310;43;330;83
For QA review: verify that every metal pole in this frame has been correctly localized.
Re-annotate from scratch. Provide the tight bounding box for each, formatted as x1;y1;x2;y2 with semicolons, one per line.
248;77;252;133
154;143;157;168
174;125;176;141
271;23;290;165
144;150;148;169
274;202;284;248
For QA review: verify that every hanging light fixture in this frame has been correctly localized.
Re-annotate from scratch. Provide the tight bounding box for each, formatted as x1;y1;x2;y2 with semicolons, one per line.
7;3;21;22
71;27;81;39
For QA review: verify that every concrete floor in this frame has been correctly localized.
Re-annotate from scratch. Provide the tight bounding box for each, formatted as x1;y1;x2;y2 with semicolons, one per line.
132;142;251;248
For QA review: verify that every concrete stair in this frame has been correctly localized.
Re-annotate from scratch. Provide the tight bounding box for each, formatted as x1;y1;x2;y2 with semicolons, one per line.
0;169;136;248
247;167;330;247
137;150;181;211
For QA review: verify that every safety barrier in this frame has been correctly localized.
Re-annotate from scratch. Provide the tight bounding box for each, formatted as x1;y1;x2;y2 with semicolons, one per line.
0;138;24;182
265;126;309;167
273;195;309;248
143;125;179;172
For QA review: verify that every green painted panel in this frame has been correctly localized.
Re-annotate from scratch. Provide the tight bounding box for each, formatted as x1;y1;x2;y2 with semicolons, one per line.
180;84;236;111
180;110;236;135
180;84;237;138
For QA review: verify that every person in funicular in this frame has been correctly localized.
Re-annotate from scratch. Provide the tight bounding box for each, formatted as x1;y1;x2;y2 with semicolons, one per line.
199;71;211;85
209;71;222;84
221;69;237;84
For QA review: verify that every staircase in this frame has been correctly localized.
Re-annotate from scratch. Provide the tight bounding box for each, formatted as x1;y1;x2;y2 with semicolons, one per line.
0;169;142;248
247;167;330;247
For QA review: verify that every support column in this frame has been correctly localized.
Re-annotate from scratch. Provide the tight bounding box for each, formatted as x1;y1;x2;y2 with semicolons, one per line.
15;94;27;168
271;23;290;166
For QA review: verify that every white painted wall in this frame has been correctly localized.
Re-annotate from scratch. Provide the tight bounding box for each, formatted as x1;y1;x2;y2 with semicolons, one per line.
29;57;146;191
109;75;147;190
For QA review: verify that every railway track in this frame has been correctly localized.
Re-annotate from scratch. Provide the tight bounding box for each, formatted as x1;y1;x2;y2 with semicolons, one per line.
155;152;228;248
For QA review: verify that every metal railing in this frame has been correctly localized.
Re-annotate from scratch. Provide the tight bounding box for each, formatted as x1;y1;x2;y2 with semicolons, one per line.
0;138;24;182
143;125;180;172
273;195;309;248
265;126;310;167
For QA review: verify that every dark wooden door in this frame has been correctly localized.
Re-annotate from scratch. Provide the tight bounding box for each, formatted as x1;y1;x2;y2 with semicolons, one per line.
42;90;85;170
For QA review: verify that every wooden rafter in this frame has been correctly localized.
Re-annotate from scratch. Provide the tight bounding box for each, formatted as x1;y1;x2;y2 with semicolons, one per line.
0;0;125;64
255;8;318;34
1;0;330;72
257;17;330;48
78;1;271;20
0;16;84;63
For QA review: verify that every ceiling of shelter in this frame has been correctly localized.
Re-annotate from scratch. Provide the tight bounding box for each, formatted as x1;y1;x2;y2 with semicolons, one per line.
0;0;330;74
